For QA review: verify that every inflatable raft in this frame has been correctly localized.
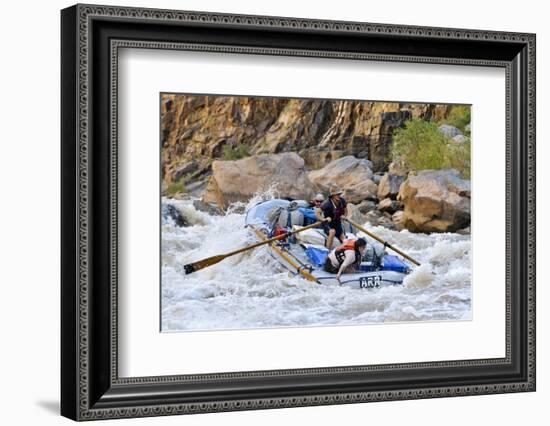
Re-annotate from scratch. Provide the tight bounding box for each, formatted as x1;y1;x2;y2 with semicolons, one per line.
245;199;412;288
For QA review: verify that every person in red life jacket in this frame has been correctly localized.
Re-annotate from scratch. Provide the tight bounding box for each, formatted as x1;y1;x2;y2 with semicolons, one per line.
324;238;367;283
320;187;348;248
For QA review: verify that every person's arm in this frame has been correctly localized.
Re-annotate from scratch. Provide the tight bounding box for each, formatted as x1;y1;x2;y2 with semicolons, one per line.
320;207;331;222
315;207;330;222
336;250;356;280
314;207;323;221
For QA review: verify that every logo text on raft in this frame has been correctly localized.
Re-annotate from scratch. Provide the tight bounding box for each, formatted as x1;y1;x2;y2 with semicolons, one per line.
359;275;381;289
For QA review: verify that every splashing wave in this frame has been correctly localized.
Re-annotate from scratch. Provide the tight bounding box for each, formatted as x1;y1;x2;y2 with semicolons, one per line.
161;195;471;332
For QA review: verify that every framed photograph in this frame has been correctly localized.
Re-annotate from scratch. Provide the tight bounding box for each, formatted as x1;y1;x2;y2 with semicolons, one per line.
61;4;536;421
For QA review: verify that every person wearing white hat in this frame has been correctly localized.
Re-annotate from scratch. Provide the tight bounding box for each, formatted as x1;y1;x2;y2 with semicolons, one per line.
320;187;348;248
311;193;327;224
298;193;326;226
312;193;325;204
309;193;325;214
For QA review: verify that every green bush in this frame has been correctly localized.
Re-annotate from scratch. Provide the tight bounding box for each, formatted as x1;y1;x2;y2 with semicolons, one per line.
164;180;186;196
439;105;471;133
222;144;250;160
391;118;470;178
446;140;471;179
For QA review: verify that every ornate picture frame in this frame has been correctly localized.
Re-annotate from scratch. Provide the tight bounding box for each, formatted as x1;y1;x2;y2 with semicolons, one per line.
61;4;535;421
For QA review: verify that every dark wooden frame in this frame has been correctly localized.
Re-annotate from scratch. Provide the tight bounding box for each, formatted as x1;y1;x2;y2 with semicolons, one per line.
61;3;536;421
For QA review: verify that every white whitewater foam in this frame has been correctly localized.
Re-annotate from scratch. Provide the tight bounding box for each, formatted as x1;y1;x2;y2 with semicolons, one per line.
161;196;472;332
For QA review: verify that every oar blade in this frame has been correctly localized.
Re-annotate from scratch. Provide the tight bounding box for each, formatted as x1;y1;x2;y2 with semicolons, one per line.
184;255;225;274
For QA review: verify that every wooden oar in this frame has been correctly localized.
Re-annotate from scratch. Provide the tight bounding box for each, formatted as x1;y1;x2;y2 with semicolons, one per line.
343;218;421;266
184;220;328;275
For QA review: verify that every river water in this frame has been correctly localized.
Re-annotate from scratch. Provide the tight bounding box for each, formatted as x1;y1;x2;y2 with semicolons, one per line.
161;194;472;332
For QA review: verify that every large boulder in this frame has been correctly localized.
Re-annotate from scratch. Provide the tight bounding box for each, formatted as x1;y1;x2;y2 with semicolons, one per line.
202;153;318;206
372;173;384;185
392;211;406;231
438;124;462;138
364;209;382;226
169;160;199;182
346;203;368;226
378;198;403;214
377;173;406;200
308;156;378;203
356;200;378;214
397;169;470;233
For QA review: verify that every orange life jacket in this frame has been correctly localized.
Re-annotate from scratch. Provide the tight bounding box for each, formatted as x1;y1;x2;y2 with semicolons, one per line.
272;225;287;237
334;239;362;267
336;239;357;252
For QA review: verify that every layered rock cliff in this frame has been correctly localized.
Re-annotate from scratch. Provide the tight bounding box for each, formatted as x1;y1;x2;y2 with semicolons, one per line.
160;94;452;187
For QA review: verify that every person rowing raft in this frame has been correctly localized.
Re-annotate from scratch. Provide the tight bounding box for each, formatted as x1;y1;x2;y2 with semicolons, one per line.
324;238;367;284
320;187;348;248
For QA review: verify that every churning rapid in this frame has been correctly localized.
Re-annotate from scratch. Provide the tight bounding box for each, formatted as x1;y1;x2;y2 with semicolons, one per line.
161;194;472;332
